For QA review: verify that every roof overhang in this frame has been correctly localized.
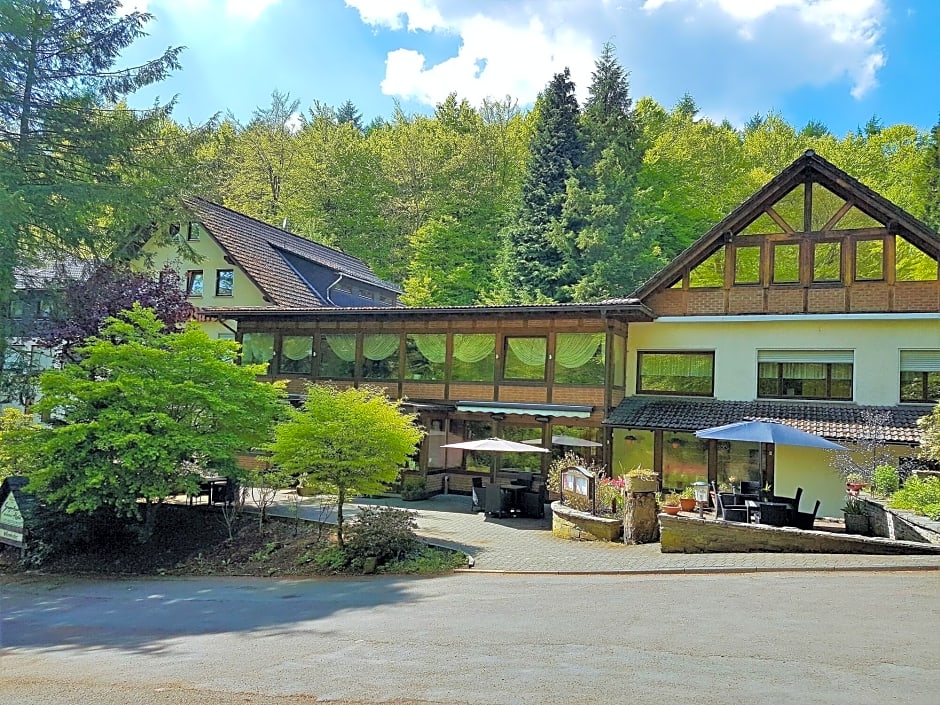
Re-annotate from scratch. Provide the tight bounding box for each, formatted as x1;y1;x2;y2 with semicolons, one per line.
456;401;593;419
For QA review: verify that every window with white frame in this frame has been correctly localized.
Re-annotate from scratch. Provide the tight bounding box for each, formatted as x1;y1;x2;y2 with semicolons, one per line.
757;350;853;400
899;350;940;403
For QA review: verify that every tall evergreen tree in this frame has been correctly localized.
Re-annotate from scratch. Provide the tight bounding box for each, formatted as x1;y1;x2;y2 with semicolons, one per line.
501;68;583;301
336;99;363;132
924;118;940;232
0;0;182;357
561;42;648;299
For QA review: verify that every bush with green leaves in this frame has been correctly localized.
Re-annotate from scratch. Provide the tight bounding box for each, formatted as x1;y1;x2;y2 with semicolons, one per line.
872;464;900;497
343;506;419;567
889;476;940;520
400;477;428;501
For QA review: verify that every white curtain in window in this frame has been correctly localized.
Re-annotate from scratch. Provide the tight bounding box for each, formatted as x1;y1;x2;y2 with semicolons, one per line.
324;335;356;362
643;354;711;377
555;333;604;369
411;334;446;364
453;334;495;363
282;336;312;360
507;337;546;366
362;334;399;361
242;333;274;363
783;362;825;380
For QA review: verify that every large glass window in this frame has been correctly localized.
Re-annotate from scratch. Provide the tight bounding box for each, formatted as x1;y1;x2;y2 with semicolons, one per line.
855;239;884;281
240;333;274;371
554;333;605;385
501;425;545;471
689;249;725;288
773;243;800;283
813;241;841;282
280;336;313;375
426;418;447;469
896;237;938;282
612;429;654;477
451;334;495;382
319;334;356;379
758;358;853;400
900;351;940;403
362;334;400;380
637;352;714;396
448;419;493;472
734;245;761;284
405;334;446;381
553;425;602;464
662;432;708;492
503;337;547;381
716;441;762;490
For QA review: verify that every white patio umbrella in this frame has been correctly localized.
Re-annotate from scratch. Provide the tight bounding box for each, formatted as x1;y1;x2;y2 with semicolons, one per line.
694;419;845;489
441;437;550;480
522;434;602;448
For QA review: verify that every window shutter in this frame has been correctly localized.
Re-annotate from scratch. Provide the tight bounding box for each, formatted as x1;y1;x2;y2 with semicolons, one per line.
900;350;940;372
757;350;854;364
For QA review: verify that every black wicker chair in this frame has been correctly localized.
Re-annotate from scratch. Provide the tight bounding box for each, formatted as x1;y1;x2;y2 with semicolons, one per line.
522;484;546;518
794;499;821;530
470;477;485;513
772;486;804;524
484;483;510;518
757;502;790;527
716;491;748;523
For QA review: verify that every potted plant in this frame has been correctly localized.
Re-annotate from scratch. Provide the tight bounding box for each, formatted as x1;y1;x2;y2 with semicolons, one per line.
678;486;697;512
845;472;866;496
760;483;773;502
842;496;869;535
624;466;658;494
660;492;682;515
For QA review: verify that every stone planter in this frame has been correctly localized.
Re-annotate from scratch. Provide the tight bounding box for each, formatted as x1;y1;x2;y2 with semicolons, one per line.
551;501;623;542
844;513;870;535
624;477;658;494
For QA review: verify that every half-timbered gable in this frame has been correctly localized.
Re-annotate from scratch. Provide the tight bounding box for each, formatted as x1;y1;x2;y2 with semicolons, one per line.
635;150;940;317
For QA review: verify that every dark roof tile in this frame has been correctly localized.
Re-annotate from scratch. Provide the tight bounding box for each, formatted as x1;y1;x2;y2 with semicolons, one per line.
604;396;930;444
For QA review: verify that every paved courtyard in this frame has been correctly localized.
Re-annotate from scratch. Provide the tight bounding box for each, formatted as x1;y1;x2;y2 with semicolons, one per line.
262;491;940;574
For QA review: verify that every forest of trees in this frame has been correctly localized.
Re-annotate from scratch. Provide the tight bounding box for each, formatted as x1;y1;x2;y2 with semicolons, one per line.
3;2;940;315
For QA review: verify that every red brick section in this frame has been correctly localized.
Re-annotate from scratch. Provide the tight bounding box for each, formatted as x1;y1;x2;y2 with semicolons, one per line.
766;287;805;314
687;290;725;315
849;283;890;312
807;287;846;313
894;282;940;311
497;386;548;404
728;288;765;314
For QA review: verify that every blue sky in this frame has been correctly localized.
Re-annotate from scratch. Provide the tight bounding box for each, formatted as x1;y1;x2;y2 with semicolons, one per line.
124;0;939;135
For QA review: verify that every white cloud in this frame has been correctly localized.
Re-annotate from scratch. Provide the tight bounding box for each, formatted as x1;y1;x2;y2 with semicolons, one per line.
129;0;281;23
349;0;889;112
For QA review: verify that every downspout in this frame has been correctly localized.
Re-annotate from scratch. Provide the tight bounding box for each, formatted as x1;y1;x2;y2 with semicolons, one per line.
324;274;343;305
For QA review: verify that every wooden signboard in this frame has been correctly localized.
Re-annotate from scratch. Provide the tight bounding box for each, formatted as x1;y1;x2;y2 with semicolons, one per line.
0;492;25;549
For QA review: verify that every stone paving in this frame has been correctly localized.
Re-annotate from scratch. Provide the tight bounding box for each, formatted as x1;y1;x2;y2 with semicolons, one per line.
261;491;940;574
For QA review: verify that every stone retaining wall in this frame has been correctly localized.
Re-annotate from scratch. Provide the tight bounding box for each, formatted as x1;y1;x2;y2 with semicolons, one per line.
660;514;940;555
551;502;623;542
857;498;939;544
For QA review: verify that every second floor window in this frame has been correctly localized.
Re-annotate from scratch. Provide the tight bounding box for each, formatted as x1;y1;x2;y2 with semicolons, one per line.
899;350;940;403
186;270;204;297
637;351;714;396
216;269;234;296
503;336;547;381
757;351;853;400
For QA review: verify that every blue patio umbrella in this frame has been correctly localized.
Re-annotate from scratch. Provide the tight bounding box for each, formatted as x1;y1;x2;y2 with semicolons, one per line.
695;420;845;491
694;420;845;450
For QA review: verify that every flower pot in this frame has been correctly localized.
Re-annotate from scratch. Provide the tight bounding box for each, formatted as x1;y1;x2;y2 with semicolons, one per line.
661;504;681;516
679;497;697;512
625;477;658;494
844;513;869;535
846;482;864;496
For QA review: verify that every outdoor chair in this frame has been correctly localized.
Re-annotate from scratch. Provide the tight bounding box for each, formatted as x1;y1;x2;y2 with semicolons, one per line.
772;486;804;523
757;502;790;527
794;499;821;530
716;491;748;523
470;477;485;513
740;480;761;495
522;484;546;518
484;483;511;518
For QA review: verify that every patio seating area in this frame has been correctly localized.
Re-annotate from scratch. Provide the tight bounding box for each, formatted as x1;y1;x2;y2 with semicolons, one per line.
472;472;546;519
711;482;820;529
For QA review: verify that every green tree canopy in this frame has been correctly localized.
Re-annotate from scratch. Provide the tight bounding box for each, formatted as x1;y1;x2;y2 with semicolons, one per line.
269;385;424;546
19;306;285;540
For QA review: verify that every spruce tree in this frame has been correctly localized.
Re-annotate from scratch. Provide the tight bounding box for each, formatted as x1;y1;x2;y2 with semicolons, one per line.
337;99;363;132
561;43;647;300
924;118;940;232
0;0;182;356
501;68;583;301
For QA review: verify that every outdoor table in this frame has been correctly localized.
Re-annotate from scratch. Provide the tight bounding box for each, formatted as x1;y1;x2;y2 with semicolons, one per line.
744;499;759;524
499;484;525;514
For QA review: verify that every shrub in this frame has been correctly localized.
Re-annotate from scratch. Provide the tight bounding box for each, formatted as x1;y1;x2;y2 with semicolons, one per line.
400;477;428;501
872;464;900;497
380;546;466;574
890;476;940;519
344;506;419;566
312;545;348;572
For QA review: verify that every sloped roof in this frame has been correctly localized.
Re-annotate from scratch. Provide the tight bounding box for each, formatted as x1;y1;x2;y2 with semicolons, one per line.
632;150;940;301
183;197;401;308
13;259;90;289
604;396;930;444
